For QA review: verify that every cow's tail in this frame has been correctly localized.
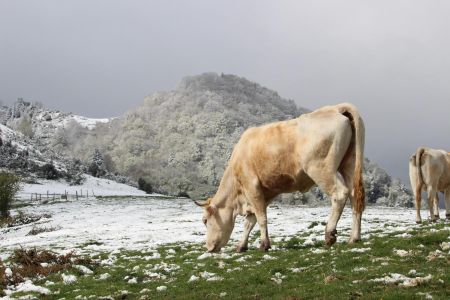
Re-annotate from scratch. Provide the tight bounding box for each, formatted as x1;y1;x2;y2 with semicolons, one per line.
415;148;425;206
338;103;366;214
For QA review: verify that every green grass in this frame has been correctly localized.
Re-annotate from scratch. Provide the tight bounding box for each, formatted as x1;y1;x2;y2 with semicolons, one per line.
3;222;450;299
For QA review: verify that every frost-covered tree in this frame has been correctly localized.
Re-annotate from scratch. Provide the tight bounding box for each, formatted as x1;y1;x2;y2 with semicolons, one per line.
88;149;106;178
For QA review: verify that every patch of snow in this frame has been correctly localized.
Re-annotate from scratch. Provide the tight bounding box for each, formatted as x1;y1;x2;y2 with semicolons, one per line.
97;273;111;280
166;249;176;254
74;265;93;275
197;252;213;260
200;271;223;281
369;273;432;287
270;272;285;285
440;242;450;251
346;248;371;253
290;267;305;273
262;254;276;260
408;269;417;276
127;278;138;284
188;275;199;282
156;286;167;292
394;233;412;238
352;267;368;272
62;274;77;284
67;115;110;130
393;249;411;257
311;248;326;254
13;280;50;295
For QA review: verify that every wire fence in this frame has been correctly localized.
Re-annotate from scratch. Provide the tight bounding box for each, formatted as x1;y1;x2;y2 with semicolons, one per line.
20;189;97;201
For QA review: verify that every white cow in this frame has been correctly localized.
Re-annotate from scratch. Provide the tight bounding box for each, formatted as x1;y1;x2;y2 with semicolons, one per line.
196;103;365;252
409;147;450;223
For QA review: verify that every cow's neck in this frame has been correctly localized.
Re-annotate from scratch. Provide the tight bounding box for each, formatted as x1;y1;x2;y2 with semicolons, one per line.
212;166;238;212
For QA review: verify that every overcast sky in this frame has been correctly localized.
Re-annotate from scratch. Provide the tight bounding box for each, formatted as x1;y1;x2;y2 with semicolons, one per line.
1;0;449;185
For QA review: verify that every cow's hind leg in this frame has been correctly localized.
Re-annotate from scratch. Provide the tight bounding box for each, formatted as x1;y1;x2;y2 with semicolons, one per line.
445;189;450;221
414;188;423;224
427;187;438;222
307;166;349;246
434;193;440;220
340;166;361;244
236;214;257;252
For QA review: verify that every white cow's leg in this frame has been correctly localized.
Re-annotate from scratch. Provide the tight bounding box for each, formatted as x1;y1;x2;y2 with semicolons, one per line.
445;189;450;220
236;214;256;252
341;169;362;243
348;198;362;244
434;193;440;219
243;183;270;251
255;209;270;251
427;187;437;222
324;179;349;246
415;189;423;224
308;166;349;246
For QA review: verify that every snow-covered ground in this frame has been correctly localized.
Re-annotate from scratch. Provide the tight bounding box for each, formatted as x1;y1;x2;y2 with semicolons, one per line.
1;194;444;260
67;115;110;130
18;175;149;198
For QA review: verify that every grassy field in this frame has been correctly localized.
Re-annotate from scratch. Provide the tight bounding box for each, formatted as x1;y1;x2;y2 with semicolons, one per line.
2;221;449;299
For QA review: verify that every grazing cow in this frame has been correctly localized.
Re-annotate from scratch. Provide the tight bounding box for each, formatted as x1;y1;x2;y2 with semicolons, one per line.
195;103;365;252
409;148;450;223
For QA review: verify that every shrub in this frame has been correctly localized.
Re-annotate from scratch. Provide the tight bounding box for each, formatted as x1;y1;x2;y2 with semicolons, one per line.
0;172;21;219
40;163;59;180
88;162;105;178
17;115;34;138
177;191;191;198
138;177;153;194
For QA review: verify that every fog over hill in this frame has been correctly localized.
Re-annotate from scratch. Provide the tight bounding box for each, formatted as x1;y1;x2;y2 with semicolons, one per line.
0;73;412;206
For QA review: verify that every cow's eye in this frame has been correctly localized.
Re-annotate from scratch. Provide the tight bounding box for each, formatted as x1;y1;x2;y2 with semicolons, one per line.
203;217;207;226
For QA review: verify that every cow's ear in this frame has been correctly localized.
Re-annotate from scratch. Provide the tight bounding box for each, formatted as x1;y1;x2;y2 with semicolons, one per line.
207;204;217;216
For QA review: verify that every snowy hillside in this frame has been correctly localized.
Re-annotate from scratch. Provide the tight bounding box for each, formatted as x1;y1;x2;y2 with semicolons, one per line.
17;175;149;199
0;74;413;206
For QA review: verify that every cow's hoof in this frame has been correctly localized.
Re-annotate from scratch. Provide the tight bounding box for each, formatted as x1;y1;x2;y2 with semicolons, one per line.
325;229;337;246
260;240;271;252
348;237;360;244
434;215;440;220
431;218;438;223
416;220;422;224
446;214;450;221
236;245;248;253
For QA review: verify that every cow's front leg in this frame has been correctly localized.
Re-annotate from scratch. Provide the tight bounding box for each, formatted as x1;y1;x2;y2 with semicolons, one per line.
255;211;270;251
236;214;256;252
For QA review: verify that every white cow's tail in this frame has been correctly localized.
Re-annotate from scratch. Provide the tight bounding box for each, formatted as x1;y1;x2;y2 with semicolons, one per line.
338;103;366;214
415;148;425;207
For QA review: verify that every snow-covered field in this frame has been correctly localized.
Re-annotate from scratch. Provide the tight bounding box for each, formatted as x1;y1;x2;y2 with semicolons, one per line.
1;195;442;260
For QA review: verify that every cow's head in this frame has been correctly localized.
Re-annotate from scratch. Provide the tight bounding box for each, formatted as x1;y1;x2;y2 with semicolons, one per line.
194;198;235;252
